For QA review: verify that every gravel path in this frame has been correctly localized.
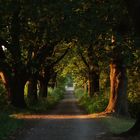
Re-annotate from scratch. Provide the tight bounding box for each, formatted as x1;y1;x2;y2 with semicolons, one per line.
12;90;108;140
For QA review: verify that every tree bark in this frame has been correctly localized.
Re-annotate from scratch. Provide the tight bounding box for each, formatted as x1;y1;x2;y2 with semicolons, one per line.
105;61;129;116
120;0;140;136
88;72;94;97
93;71;100;94
1;70;27;108
9;77;26;108
39;79;49;98
83;80;88;94
27;77;38;104
78;45;100;96
49;72;57;89
88;70;100;97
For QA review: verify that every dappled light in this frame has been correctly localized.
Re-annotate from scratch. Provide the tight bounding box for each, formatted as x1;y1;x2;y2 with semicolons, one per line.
10;113;105;120
0;0;140;139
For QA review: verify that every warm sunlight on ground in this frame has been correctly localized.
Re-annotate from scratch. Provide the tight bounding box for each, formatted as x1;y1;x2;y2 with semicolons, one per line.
10;113;106;120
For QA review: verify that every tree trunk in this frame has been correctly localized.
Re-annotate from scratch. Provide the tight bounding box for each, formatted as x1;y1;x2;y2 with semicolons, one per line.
105;62;128;116
9;78;26;108
39;80;49;98
93;71;100;94
27;77;38;104
0;71;26;108
50;72;57;89
88;70;100;97
83;80;88;94
120;0;140;136
88;72;94;97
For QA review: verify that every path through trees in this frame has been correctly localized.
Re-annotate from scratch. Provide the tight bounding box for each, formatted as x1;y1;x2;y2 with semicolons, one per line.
0;0;140;139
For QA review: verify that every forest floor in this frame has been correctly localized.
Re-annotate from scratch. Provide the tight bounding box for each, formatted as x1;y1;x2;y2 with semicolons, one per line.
8;90;139;140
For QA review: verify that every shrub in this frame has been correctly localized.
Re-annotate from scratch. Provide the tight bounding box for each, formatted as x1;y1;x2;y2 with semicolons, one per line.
0;112;24;140
74;88;85;99
74;88;109;113
0;81;8;109
27;86;65;112
128;92;140;118
79;94;108;113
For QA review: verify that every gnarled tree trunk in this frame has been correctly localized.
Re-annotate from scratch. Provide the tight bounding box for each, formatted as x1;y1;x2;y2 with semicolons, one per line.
105;61;128;116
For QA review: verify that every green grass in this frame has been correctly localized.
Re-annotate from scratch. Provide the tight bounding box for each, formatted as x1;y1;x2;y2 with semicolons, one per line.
74;88;136;135
74;88;108;113
0;112;24;140
26;87;64;113
0;85;65;140
101;116;135;134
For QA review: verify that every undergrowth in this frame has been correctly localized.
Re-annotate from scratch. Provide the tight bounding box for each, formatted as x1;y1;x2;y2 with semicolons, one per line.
0;112;24;140
74;87;140;117
26;87;64;113
74;88;108;113
0;81;65;140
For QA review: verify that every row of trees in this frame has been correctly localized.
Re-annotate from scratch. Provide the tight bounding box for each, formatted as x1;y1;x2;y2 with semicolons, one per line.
55;0;140;136
0;0;139;136
0;0;72;107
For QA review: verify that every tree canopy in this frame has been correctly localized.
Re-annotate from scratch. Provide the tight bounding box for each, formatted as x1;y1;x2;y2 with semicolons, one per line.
0;0;140;137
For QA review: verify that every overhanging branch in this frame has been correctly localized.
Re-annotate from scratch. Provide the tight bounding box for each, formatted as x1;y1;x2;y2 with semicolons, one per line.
51;47;70;66
77;47;90;69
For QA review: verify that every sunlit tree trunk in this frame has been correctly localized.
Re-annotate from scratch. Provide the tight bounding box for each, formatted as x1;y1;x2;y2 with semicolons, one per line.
105;61;128;116
0;72;11;100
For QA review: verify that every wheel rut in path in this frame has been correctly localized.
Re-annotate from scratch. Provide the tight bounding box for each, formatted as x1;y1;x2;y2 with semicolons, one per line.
11;90;107;140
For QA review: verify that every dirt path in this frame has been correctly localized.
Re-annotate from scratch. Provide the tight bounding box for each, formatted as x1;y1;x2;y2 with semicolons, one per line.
11;90;108;140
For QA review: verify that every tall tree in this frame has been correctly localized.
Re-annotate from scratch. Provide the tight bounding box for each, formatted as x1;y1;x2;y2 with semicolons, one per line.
77;45;100;97
0;1;28;107
118;0;140;136
0;0;72;107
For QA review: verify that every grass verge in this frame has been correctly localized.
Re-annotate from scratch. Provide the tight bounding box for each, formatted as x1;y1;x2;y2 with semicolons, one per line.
0;87;64;140
101;116;135;134
0;112;24;140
